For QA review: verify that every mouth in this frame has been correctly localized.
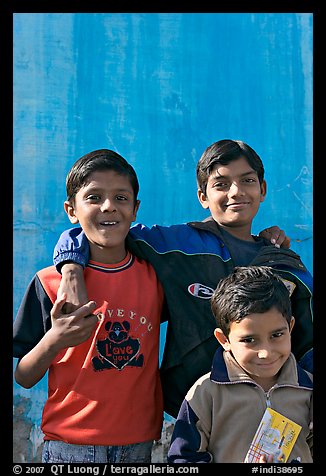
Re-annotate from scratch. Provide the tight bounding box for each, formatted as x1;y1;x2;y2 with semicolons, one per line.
226;202;249;210
99;221;118;227
256;359;279;368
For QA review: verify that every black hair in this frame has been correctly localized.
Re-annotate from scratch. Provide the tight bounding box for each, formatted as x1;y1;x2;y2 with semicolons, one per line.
211;266;292;337
196;139;265;194
66;149;139;205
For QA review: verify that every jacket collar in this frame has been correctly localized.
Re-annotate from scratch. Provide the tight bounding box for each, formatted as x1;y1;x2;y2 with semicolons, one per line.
187;216;270;244
210;346;312;389
187;217;306;271
187;216;224;238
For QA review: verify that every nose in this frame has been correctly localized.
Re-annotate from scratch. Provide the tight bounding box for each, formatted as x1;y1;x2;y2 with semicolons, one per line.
228;181;244;197
257;349;269;359
100;198;116;212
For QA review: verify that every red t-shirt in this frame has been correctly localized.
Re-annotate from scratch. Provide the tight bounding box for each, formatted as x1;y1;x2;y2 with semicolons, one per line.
37;252;164;445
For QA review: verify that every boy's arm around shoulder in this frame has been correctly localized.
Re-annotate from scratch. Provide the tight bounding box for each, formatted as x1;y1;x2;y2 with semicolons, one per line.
52;224;164;312
53;227;90;312
53;227;89;271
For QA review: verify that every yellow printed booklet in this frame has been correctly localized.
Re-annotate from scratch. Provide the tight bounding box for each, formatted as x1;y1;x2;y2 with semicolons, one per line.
244;408;302;463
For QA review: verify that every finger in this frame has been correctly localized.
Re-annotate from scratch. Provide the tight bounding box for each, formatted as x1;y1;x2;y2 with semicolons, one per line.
73;300;97;319
269;227;283;248
259;226;281;246
282;236;291;248
62;301;81;314
273;232;291;249
51;292;67;319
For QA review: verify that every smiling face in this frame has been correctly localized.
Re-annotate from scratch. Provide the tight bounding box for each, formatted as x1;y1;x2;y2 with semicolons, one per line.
214;308;294;391
198;156;266;241
64;169;140;263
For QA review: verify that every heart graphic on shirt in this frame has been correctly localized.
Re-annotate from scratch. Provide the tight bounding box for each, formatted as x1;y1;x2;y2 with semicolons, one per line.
96;337;142;370
92;319;144;371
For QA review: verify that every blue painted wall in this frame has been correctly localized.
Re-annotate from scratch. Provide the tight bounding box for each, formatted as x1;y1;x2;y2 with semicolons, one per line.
13;12;313;461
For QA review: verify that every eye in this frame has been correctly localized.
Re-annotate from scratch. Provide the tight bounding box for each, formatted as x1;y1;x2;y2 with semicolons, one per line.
241;337;255;344
243;177;257;184
213;181;228;189
271;331;284;339
115;195;129;201
86;194;100;201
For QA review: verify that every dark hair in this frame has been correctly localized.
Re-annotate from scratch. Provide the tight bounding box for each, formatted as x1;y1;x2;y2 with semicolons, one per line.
211;266;292;337
66;149;139;204
196;139;265;194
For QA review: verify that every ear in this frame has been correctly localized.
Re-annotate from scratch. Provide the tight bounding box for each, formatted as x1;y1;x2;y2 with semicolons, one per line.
197;189;210;210
289;316;295;334
122;320;130;331
132;199;140;222
260;179;267;203
64;200;79;225
214;328;231;351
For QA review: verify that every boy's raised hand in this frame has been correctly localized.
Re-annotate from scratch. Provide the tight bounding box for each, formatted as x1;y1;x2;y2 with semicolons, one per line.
14;294;98;389
50;293;98;350
259;226;291;249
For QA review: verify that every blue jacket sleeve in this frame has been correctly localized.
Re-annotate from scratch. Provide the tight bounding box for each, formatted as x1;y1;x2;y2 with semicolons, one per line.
298;348;313;374
167;400;213;463
53;227;89;272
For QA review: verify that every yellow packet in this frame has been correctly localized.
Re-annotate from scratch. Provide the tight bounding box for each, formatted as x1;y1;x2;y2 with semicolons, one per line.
244;408;302;463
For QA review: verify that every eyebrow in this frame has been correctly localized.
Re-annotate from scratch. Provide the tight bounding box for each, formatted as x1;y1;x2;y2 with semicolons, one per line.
238;325;289;339
210;170;257;180
84;184;133;194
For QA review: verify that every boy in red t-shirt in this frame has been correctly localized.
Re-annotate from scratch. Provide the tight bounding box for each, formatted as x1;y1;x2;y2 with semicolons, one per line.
13;149;165;463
